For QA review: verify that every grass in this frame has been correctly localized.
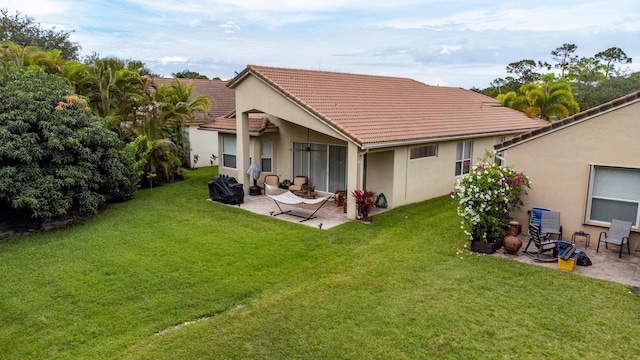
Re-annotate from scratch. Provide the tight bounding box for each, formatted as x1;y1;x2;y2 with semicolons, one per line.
1;167;639;359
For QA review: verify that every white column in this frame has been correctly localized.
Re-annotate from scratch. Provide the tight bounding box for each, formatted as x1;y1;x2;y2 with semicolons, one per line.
346;142;360;220
236;112;251;193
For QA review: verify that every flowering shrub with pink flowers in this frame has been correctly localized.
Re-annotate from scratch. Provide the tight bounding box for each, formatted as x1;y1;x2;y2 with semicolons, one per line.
451;156;530;242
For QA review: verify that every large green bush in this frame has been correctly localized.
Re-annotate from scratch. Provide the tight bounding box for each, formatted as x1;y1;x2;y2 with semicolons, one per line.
0;67;138;220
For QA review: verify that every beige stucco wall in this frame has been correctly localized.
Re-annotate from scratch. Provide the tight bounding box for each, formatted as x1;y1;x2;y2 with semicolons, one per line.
364;150;395;206
363;136;505;208
502;101;640;250
188;125;219;168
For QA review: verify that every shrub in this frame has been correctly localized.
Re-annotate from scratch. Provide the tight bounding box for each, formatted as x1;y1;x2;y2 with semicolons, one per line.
0;68;138;220
352;189;376;222
451;157;530;242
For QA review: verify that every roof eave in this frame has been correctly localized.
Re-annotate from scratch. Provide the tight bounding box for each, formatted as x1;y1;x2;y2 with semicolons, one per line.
361;128;541;150
495;92;640;152
229;65;363;147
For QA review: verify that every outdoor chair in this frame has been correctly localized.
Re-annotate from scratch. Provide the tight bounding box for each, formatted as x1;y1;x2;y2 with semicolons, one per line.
263;175;280;194
524;224;558;262
288;176;308;192
597;219;632;258
540;210;562;241
527;207;549;235
334;190;347;206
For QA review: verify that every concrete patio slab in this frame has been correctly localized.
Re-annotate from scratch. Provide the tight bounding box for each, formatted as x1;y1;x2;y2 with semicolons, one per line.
494;235;640;288
216;193;364;230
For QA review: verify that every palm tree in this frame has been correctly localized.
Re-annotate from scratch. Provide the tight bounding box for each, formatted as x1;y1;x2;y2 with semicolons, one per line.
0;41;43;69
32;48;65;74
0;41;68;75
154;78;212;165
498;74;579;121
73;58;146;135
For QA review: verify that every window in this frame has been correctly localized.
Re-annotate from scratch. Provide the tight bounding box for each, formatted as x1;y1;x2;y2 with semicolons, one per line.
292;142;346;193
587;165;640;226
260;139;273;172
222;135;236;169
495;137;505;167
455;140;473;176
410;144;437;159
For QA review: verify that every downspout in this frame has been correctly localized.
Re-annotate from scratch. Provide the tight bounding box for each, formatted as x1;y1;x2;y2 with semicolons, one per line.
405;147;409;203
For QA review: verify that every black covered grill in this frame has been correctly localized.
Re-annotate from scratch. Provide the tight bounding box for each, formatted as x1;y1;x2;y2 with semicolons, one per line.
208;175;244;205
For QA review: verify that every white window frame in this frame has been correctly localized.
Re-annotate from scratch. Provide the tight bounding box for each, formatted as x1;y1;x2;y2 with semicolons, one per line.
222;135;237;169
410;144;438;160
495;137;506;167
586;164;640;228
260;139;273;173
455;140;473;176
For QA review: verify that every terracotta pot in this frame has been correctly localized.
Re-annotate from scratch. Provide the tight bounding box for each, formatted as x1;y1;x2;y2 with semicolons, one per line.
503;221;523;255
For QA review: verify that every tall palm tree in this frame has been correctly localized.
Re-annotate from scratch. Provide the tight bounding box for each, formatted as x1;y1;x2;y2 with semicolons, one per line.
154;78;212;164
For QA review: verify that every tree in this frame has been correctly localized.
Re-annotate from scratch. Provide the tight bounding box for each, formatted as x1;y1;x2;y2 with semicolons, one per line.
551;43;579;79
173;69;209;79
506;59;545;84
1;40;68;76
0;8;79;60
154;77;211;164
574;72;640;110
73;57;147;135
498;74;579;121
595;47;632;77
125;58;159;77
566;57;607;86
481;44;637;111
0;67;139;221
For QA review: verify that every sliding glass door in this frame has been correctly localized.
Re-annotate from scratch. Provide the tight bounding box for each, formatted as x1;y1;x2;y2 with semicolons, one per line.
293;142;346;192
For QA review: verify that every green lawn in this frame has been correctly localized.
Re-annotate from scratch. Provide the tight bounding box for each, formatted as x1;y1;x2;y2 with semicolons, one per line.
1;168;638;359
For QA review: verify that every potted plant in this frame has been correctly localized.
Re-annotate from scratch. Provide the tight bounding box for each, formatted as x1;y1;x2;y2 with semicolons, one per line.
279;179;291;189
301;184;310;193
351;189;376;222
451;152;530;253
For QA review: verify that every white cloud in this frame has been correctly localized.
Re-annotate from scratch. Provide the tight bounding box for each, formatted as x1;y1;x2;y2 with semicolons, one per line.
3;0;639;88
159;56;188;65
440;45;462;55
220;21;240;33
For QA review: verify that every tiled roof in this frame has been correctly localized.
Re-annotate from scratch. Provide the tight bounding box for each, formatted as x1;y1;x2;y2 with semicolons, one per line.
228;65;549;147
200;113;278;135
152;78;235;123
495;90;640;151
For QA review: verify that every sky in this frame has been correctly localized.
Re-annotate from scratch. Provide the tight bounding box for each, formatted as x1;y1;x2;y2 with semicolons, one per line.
4;0;640;88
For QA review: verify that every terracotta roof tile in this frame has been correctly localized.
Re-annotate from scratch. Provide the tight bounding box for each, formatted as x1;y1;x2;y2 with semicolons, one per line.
200;114;277;135
152;78;235;123
495;89;640;150
229;65;549;147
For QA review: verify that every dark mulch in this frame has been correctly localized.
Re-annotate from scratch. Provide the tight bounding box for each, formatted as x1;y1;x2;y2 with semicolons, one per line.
0;210;89;240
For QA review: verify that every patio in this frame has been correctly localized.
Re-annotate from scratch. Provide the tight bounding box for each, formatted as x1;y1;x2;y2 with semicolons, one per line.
493;235;640;288
228;193;359;230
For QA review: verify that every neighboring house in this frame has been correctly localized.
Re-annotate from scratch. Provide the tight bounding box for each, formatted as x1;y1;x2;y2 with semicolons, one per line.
152;78;235;168
496;90;640;250
209;65;548;219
